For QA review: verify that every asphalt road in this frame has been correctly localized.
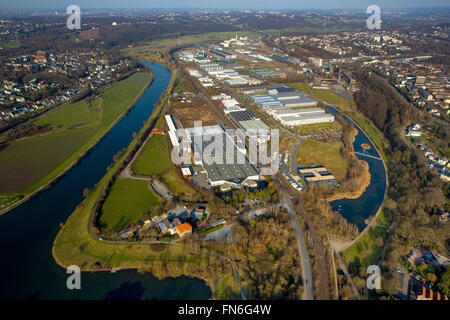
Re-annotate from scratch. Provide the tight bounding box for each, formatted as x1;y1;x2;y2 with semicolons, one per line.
290;137;305;173
274;177;313;300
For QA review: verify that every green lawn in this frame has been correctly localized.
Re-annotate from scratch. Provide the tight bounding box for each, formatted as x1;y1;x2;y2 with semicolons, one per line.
0;72;151;196
342;226;389;269
99;178;159;231
296;139;348;182
0;125;100;193
35;99;101;130
132;134;171;176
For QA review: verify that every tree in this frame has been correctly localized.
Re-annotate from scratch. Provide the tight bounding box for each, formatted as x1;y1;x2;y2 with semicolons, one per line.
438;267;450;297
427;273;438;284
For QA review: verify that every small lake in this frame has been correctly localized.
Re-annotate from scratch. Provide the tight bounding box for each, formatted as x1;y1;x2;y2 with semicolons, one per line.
326;106;387;231
0;62;211;300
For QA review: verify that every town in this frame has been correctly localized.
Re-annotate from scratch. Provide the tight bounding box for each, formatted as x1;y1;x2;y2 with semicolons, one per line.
0;4;448;306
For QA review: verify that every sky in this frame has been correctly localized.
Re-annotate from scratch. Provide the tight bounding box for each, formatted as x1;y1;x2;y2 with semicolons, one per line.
0;0;449;10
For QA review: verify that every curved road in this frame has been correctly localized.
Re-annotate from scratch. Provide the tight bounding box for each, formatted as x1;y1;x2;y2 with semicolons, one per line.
273;177;314;300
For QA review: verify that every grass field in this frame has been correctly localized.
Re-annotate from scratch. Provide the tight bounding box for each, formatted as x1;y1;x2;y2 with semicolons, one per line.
99;178;159;231
311;89;350;106
161;170;190;195
100;72;151;127
287;82;350;107
279;136;298;153
0;72;151;196
287;82;311;94
34;99;101;130
342;226;389;268
0;41;21;48
295;122;342;136
296;139;348;182
132;134;171;176
0;125;100;193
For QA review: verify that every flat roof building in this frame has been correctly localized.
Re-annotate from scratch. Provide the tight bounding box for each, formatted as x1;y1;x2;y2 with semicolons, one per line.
298;166;336;187
280;113;334;126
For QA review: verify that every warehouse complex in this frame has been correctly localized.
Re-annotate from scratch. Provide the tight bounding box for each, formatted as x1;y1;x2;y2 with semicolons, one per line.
242;85;335;127
165;115;261;188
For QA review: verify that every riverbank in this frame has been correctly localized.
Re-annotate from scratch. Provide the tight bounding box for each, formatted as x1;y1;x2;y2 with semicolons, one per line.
326;124;372;202
0;71;153;216
326;160;371;202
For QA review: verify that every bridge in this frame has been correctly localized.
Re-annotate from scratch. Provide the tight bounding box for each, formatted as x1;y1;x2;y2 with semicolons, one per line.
353;151;382;161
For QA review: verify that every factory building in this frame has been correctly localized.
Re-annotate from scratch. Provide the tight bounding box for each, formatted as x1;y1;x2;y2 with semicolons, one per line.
266;107;334;126
184;125;260;187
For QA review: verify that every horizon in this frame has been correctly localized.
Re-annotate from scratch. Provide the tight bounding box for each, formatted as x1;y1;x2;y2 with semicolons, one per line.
1;0;450;11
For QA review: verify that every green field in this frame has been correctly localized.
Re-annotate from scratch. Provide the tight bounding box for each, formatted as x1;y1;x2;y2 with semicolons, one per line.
287;82;312;94
0;125;100;193
296;139;348;182
287;82;350;107
342;226;389;268
311;89;350;106
34;99;101;130
161;170;189;195
100;72;150;127
295;122;342;136
99;178;160;231
0;41;21;48
0;72;151;197
132;134;171;176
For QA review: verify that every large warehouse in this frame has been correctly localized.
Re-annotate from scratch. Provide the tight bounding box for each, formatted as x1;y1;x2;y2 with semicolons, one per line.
266;107;334;126
280;113;335;126
184;125;260;187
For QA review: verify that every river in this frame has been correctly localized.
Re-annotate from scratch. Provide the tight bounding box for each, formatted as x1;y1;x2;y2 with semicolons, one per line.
326;106;387;231
0;62;211;300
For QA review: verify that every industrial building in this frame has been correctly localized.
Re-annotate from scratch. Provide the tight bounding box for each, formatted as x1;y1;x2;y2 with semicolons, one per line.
298;166;336;187
279;113;335;126
266;107;334;126
183;125;260;187
228;109;258;122
248;86;317;109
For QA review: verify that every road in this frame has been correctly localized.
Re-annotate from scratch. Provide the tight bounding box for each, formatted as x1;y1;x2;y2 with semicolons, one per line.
273;177;313;300
289;136;306;172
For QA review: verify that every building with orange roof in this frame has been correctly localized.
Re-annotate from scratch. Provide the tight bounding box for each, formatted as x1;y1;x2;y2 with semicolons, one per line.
176;223;192;238
417;286;449;300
